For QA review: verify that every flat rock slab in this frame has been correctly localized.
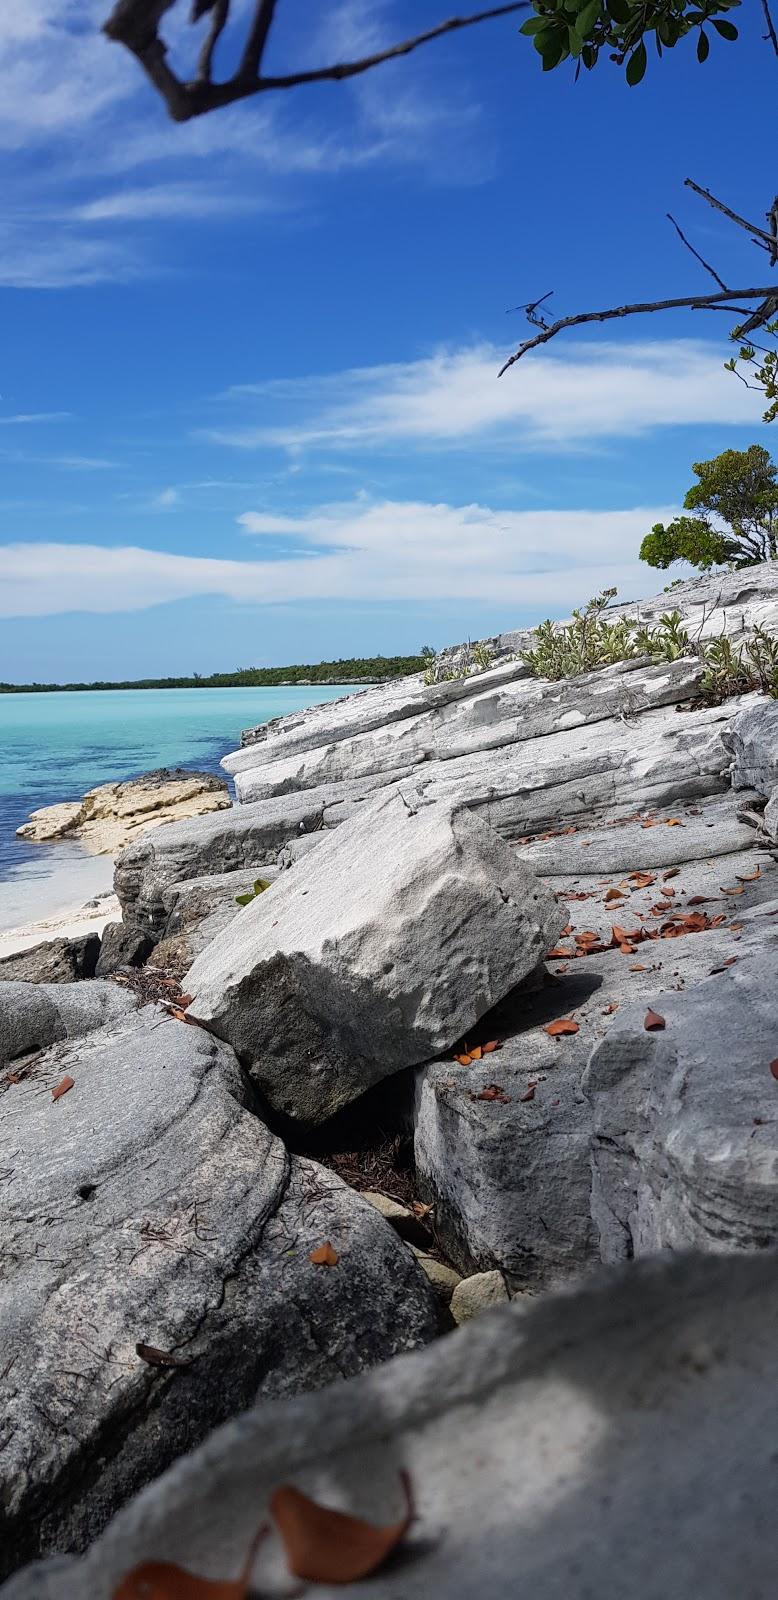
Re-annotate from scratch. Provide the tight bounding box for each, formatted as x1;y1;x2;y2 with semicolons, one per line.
583;922;778;1262
415;905;778;1289
0;979;138;1066
0;1011;438;1577
18;769;230;857
185;792;564;1124
9;1249;778;1600
232;658;703;803
514;791;764;876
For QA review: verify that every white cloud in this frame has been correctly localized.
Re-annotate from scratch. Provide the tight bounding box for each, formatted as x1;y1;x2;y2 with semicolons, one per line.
72;183;274;222
0;411;72;425
150;486;181;508
209;340;768;454
0;498;676;616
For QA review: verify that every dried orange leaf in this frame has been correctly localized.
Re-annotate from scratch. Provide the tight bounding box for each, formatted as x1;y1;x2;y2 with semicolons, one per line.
630;964;648;972
472;1083;510;1102
619;942;637;955
481;1040;500;1054
547;947;574;960
665;818;684;827
644;1010;666;1031
543;1018;579;1037
519;1085;536;1102
177;993;194;1008
602;1002;619;1015
412;1201;434;1218
453;1053;473;1066
604;887;625;902
270;1476;413;1583
51;1075;74;1101
737;867;761;882
136;1343;190;1369
469;1046;483;1061
770;1060;778;1082
662;867;680;881
309;1241;339;1267
114;1528;267;1600
719;885;745;895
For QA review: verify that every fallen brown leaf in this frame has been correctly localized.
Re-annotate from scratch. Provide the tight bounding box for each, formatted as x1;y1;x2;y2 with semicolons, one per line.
543;1018;579;1037
629;872;656;888
469;1046;483;1061
619;942;637;955
604;888;626;902
270;1475;413;1583
412;1201;434;1218
472;1083;510;1102
719;885;745;895
519;1086;536;1102
737;867;762;882
177;993;194;1008
481;1040;500;1054
770;1060;778;1082
602;1002;619;1015
113;1527;267;1600
453;1053;473;1066
630;964;648;972
644;1010;666;1031
662;867;680;881
547;947;574;960
665;818;684;827
309;1242;339;1267
51;1075;74;1101
136;1343;191;1370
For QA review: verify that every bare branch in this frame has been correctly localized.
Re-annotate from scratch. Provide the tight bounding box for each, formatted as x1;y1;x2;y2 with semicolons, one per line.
239;0;279;81
196;0;230;83
761;0;778;57
104;0;530;121
666;212;728;291
498;288;778;376
684;179;778;253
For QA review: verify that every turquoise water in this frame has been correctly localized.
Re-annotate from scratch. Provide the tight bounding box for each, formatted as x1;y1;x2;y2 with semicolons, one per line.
0;685;353;904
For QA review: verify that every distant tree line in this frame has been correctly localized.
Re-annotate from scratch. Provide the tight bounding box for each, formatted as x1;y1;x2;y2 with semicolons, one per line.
0;653;433;695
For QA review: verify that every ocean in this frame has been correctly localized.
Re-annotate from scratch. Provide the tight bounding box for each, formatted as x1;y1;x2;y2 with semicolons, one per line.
0;685;353;931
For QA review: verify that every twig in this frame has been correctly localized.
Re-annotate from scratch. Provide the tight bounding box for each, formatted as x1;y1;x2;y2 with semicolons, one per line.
104;0;530;122
196;0;230;82
498;287;778;374
666;212;728;291
761;0;778;57
684;179;778;253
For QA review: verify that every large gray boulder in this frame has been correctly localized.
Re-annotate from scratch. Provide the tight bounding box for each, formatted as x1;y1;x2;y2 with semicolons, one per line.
583;921;778;1261
185;792;564;1124
0;1011;438;1577
0;978;137;1065
9;1249;778;1600
725;698;778;796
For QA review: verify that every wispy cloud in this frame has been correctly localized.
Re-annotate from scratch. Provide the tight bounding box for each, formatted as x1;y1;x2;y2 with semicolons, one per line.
0;411;72;425
207;339;767;454
0;497;676;616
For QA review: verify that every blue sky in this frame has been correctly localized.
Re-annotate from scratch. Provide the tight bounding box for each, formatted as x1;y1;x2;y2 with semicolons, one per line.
0;0;774;681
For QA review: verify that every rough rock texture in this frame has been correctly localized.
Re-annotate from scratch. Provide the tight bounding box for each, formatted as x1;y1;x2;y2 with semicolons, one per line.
725;698;778;798
9;1250;778;1600
94;922;153;977
583;924;778;1261
185;792;564;1124
0;979;137;1066
415;796;778;1291
17;769;230;857
0;933;100;984
150;865;282;977
0;1010;438;1578
231;658;705;803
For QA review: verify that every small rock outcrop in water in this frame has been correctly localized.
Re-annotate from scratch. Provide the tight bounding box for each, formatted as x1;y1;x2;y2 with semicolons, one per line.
16;768;230;857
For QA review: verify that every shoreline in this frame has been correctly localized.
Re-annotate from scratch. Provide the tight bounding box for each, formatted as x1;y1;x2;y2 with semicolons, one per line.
0;889;120;961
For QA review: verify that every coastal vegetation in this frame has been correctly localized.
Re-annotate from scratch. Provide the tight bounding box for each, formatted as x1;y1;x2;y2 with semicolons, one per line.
0;653;432;695
640;445;778;573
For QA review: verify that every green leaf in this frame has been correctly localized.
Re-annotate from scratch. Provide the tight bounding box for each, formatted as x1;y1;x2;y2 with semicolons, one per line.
575;0;601;37
253;878;271;894
235;893;254;906
568;24;583;55
711;18;738;39
519;16;549;34
607;0;630;20
696;27;710;60
625;40;647;83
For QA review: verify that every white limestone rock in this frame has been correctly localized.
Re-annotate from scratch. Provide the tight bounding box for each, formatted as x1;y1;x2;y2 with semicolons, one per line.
185;790;564;1124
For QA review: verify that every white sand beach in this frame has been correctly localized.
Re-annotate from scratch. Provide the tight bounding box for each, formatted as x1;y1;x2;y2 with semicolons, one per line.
0;846;117;959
